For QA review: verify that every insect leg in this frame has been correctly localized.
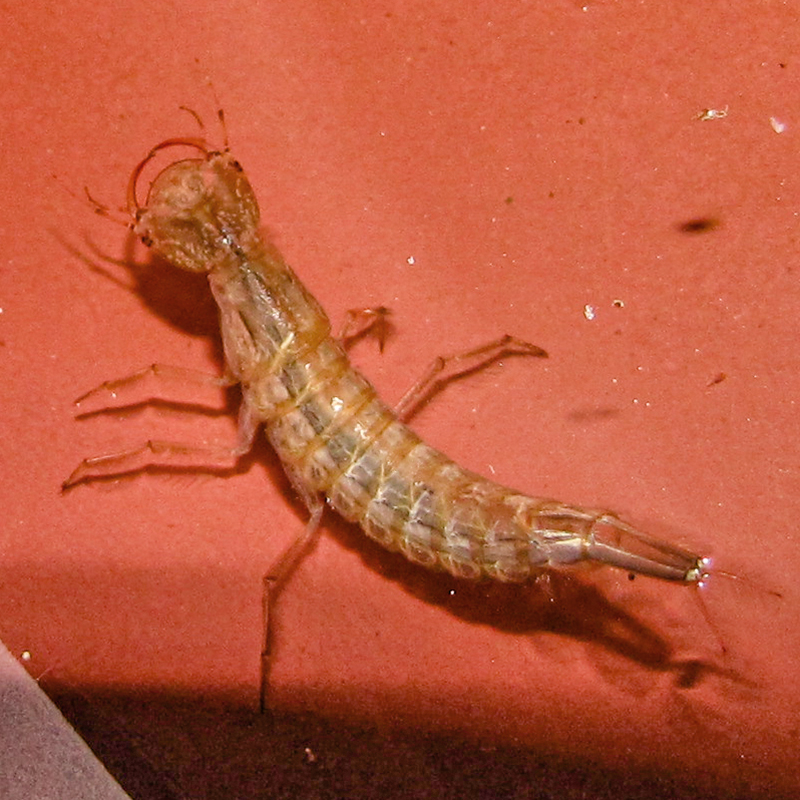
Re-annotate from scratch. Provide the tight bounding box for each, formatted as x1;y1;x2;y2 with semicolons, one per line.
394;334;548;421
73;363;236;412
260;474;325;713
337;306;392;352
62;396;258;490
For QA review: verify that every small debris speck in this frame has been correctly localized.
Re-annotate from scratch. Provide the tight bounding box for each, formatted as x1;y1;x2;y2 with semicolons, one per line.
708;372;727;387
769;117;788;134
677;217;720;234
696;106;728;121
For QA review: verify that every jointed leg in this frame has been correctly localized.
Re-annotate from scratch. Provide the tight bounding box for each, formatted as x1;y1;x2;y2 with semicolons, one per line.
337;306;392;352
73;363;236;412
395;334;548;422
260;475;325;713
62;396;259;490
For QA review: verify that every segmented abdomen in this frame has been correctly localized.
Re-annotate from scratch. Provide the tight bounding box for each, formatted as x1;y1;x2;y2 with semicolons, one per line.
259;331;573;583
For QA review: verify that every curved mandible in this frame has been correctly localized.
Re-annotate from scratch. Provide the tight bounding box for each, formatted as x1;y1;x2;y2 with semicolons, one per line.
126;137;210;218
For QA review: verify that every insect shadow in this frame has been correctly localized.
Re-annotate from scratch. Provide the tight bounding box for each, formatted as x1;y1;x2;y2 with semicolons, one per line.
58;225;221;343
323;511;736;693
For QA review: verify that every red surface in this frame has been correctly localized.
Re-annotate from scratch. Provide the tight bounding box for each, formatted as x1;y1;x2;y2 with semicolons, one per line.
2;1;799;797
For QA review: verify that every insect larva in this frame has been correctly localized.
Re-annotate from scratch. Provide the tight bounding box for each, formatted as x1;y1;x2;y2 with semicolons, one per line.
65;124;745;708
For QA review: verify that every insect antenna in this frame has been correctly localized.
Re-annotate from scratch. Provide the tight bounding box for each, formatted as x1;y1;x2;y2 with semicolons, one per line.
83;186;130;229
185;58;230;150
178;104;205;132
52;170;130;229
178;104;229;153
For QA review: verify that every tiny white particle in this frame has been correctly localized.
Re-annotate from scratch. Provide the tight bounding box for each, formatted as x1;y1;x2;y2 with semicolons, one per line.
696;106;728;121
331;396;344;412
769;116;787;134
406;256;415;265
583;304;596;320
21;651;31;661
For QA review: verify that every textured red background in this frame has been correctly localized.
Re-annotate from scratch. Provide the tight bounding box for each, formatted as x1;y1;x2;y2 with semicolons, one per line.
2;2;799;797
